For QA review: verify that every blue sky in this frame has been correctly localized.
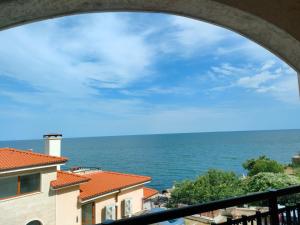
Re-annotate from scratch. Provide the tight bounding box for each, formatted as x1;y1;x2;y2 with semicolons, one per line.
0;13;299;140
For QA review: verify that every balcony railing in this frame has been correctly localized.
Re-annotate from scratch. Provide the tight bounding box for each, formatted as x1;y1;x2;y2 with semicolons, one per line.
216;205;300;225
100;185;300;225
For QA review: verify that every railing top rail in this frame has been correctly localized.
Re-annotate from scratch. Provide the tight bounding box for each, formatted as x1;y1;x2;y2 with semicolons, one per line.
275;184;300;197
100;185;300;225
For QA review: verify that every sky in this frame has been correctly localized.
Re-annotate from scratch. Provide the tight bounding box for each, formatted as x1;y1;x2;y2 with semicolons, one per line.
0;12;299;141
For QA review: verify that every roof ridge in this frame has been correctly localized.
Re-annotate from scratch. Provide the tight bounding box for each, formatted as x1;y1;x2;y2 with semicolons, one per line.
0;148;68;172
58;170;90;180
0;147;68;160
103;170;151;179
79;171;153;201
51;171;90;189
143;187;159;199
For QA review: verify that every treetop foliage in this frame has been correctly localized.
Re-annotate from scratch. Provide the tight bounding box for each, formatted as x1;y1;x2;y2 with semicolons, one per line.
243;172;299;193
168;156;300;207
168;169;243;206
242;155;284;176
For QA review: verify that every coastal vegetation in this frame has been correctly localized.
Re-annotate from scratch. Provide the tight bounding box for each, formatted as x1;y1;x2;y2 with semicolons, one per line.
242;155;284;176
168;155;300;207
169;170;243;206
243;172;299;193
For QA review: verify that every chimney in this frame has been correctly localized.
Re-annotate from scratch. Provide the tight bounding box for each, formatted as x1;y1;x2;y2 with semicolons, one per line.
43;134;62;157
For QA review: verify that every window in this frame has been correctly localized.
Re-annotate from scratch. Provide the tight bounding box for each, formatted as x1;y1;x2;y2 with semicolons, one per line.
26;220;42;225
105;205;116;221
0;176;18;199
82;202;95;225
0;173;40;199
123;198;132;218
20;174;40;194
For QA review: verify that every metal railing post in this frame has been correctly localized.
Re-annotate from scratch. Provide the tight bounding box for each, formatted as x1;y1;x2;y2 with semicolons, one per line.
297;203;300;224
286;206;292;225
256;211;262;225
227;217;233;225
292;207;297;224
241;215;247;225
268;190;279;225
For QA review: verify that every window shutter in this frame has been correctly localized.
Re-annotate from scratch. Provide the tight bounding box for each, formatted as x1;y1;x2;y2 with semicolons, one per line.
124;198;132;217
105;205;115;220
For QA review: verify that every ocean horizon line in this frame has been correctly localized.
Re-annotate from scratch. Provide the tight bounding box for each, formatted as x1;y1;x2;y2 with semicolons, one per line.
2;128;300;142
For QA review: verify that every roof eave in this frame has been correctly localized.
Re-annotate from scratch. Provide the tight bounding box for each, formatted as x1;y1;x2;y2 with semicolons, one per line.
80;180;151;204
0;162;66;175
51;180;89;190
143;193;159;200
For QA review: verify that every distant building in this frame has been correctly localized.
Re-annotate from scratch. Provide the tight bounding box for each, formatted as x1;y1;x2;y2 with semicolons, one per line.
292;153;300;166
143;187;159;210
0;134;158;225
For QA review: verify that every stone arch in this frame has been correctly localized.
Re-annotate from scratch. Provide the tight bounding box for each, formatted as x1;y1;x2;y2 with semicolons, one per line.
0;0;299;75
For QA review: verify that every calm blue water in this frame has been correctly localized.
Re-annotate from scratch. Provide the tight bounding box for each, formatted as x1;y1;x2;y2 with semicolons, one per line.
1;130;300;191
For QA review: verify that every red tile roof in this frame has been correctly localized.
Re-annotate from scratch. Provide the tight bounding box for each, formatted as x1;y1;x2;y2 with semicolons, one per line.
0;148;67;172
143;187;159;199
80;171;151;201
51;171;90;189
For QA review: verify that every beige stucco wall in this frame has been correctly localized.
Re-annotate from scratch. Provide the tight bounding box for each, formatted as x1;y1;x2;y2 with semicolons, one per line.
92;185;144;223
94;193;117;224
117;186;143;219
56;186;81;225
0;166;57;225
143;199;153;211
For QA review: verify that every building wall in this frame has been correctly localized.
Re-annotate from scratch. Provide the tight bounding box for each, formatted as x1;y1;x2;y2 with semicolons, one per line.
0;167;57;225
143;193;159;211
117;186;144;219
94;193;117;224
92;185;144;223
56;186;81;225
143;199;153;211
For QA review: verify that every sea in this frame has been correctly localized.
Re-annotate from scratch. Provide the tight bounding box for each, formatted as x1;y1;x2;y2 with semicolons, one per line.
1;129;300;191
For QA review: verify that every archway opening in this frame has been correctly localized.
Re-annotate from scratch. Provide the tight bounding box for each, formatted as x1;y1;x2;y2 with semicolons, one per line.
26;220;42;225
0;8;300;225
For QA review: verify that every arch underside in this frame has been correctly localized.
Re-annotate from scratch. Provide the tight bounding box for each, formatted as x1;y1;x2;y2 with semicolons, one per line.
0;0;299;76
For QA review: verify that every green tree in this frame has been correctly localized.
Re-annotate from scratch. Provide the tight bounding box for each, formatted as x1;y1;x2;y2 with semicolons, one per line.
243;172;300;192
168;169;244;207
242;172;300;205
242;155;284;176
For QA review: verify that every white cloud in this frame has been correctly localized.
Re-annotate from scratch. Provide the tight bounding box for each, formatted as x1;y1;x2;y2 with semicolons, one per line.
206;60;299;103
0;13;155;100
236;72;280;89
170;17;226;49
216;40;277;62
211;63;248;77
256;70;299;103
0;13;284;103
261;60;276;71
149;16;235;57
120;86;195;97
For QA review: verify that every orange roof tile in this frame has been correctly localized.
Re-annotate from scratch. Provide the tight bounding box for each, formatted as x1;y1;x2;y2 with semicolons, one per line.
143;187;159;199
0;148;67;172
80;171;151;201
51;171;90;189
